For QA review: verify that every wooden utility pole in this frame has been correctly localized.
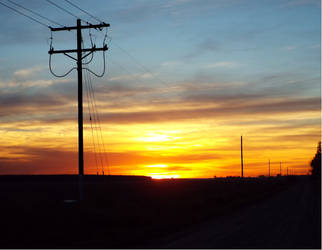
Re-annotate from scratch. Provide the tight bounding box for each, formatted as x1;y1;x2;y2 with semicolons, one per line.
241;136;244;178
49;19;109;200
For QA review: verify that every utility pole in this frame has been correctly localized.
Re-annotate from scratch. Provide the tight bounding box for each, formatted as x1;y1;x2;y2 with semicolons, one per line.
268;159;270;177
49;19;109;200
241;136;244;178
287;167;288;176
280;161;282;176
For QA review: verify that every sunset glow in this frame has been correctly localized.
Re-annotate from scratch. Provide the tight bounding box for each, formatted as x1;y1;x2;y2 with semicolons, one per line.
0;0;320;178
151;174;180;179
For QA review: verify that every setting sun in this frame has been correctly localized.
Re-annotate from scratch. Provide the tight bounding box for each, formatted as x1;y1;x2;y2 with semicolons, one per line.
136;131;180;143
0;0;319;180
0;0;319;248
150;173;180;179
146;164;168;168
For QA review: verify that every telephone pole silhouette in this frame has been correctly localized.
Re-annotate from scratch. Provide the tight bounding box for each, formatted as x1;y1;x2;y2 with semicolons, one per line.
268;159;270;177
280;161;282;176
49;19;109;200
241;136;244;178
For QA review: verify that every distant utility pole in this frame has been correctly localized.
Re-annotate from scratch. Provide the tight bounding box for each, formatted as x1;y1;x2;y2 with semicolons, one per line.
268;159;270;177
49;19;109;200
280;161;282;176
241;136;244;178
287;167;288;176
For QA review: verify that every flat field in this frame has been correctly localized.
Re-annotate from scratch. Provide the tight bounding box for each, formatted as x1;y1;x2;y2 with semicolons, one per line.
0;175;319;248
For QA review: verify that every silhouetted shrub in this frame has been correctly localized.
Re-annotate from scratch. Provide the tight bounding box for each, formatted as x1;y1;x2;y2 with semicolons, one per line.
310;141;321;179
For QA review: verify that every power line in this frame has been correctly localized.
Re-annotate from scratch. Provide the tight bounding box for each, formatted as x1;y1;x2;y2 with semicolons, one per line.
84;69;100;175
83;35;110;175
6;0;64;27
94;34;173;91
83;27;108;77
87;70;105;175
49;19;109;197
0;1;49;28
112;41;158;76
86;70;111;175
82;39;106;175
45;0;82;21
84;51;106;77
110;38;172;88
64;0;102;23
49;54;77;77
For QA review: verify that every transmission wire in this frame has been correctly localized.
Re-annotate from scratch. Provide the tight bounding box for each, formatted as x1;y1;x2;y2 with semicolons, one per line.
87;71;111;175
106;33;181;94
83;38;110;176
49;55;76;77
48;31;76;77
6;0;64;27
110;39;170;86
83;51;106;77
64;0;102;23
82;28;110;175
84;69;100;175
0;1;49;28
82;40;103;175
82;29;95;65
83;27;107;77
45;0;82;21
86;70;105;175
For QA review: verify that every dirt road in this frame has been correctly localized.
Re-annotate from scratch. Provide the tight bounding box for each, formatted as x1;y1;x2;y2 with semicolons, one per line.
149;177;321;248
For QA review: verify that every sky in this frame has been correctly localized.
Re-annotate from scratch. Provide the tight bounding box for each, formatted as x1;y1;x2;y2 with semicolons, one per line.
0;0;320;178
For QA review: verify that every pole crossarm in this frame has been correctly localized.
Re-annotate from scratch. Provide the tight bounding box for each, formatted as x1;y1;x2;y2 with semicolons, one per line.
50;22;109;32
49;45;108;55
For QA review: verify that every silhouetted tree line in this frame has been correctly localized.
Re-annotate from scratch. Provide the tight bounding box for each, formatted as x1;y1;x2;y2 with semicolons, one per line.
310;141;321;179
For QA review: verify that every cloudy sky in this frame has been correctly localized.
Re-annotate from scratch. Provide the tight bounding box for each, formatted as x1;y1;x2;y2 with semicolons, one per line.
0;0;320;178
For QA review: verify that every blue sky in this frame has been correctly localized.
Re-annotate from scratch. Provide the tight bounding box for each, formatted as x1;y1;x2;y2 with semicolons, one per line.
0;0;320;176
0;0;320;83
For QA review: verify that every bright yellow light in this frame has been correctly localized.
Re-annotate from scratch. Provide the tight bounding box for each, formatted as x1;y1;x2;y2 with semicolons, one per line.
145;164;180;179
150;173;180;179
136;131;181;143
137;132;169;142
146;164;167;168
1;107;318;177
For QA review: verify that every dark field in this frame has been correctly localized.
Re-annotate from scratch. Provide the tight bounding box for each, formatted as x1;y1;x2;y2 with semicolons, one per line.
0;175;320;248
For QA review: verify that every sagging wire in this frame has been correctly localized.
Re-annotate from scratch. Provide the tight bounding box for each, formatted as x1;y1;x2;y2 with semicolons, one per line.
49;55;76;77
6;0;64;27
45;0;83;21
82;29;95;65
88;71;104;175
103;26;108;45
87;70;111;175
85;26;111;175
82;39;103;175
83;51;106;77
83;26;108;77
82;33;110;175
0;1;49;28
63;0;103;23
85;69;104;175
86;70;108;175
84;69;100;175
81;27;111;174
49;31;76;77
